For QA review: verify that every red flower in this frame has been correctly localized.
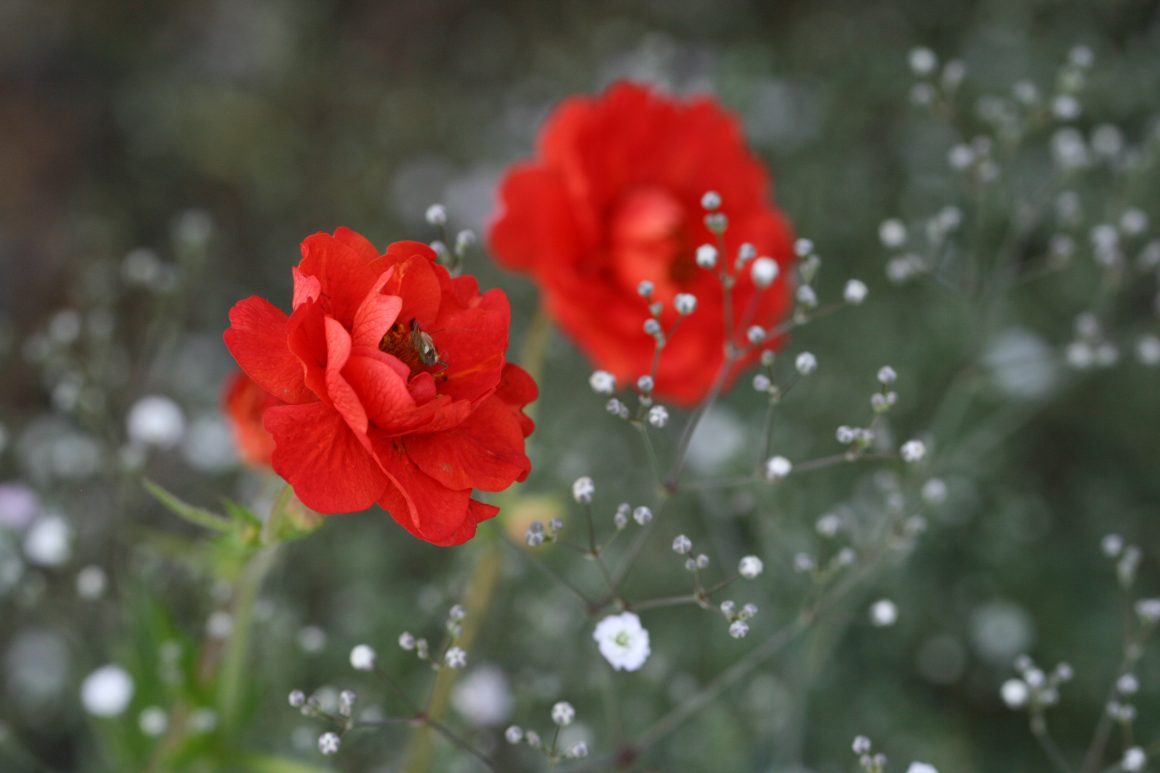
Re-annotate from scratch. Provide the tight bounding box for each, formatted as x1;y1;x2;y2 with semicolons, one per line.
489;82;795;405
223;229;536;546
223;370;279;467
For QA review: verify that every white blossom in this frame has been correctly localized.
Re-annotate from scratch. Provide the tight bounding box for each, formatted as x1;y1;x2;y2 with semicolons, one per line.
1000;678;1029;708
738;556;764;579
648;405;669;428
593;611;651;672
572;476;595;504
126;395;186;449
505;725;523;744
674;293;698;315
589;370;616;395
764;456;792;480
900;440;926;463
445;647;467;669
701;191;722;211
551;701;576;726
425;203;447;225
843;279;868;304
795;352;817;375
695;244;718;269
672;535;693;555
906;764;939;773
1122;747;1147;772
879;219;908;248
350;644;377;671
751;257;780;288
869;599;898;627
81;665;134;717
908;47;938;76
729;620;750;638
318;732;341;756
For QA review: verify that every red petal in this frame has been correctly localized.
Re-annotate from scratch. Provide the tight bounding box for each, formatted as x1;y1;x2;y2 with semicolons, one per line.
342;350;417;432
351;274;403;350
372;438;473;544
264;402;388;513
298;231;390;325
292;267;321;309
382;253;442;329
286;300;330;403
224;296;314;404
405;393;531;492
434;288;510;402
322;316;369;438
489;165;585;273
222;370;278;466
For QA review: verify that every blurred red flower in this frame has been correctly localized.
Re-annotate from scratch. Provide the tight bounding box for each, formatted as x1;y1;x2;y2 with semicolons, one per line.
223;370;278;467
490;81;795;405
224;229;536;546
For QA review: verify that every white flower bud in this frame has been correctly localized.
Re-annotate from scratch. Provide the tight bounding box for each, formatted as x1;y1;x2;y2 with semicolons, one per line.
672;535;693;555
445;646;467;669
750;257;780;288
877;365;897;384
908;47;938;76
764;456;792;480
843;279;868;304
701;191;721;211
695;244;718;269
633;506;653;525
738;556;764;579
795;352;817;375
648;405;669;428
674;293;697;315
572;476;595;504
350;644;377;671
425;203;447;226
505;725;523;744
589;370;616;394
879;219;908;248
637;280;654;297
1001;679;1029;708
728;620;750;638
900;440;927;463
869;599;898;627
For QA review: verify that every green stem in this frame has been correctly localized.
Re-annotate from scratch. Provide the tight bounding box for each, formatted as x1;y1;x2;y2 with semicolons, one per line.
218;546;279;734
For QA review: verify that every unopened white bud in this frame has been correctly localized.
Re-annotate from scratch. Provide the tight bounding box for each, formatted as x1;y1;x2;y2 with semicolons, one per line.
877;365;897;384
729;620;750;638
572;476;595;504
701;191;722;211
350;644;377;670
695;244;718;269
589;370;616;395
674;293;697;315
765;456;792;480
672;535;693;555
738;556;764;579
751;257;780;288
843;279;868;304
795;352;817;375
425;203;447;226
633;506;653;525
900;440;927;463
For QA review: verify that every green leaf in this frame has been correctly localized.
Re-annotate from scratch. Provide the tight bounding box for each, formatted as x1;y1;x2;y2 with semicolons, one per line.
144;479;232;533
236;754;334;773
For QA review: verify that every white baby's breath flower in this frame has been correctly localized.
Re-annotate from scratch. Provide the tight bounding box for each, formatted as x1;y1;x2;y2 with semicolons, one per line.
445;647;467;669
879;218;908;248
1122;747;1147;772
695;244;718;269
751;257;780;288
906;764;939;773
843;279;868;304
795;352;818;375
764;456;792;480
593;611;651;672
551;701;576;726
900;439;926;463
572;476;595;504
674;293;698;315
672;535;693;555
589;370;616;395
318;731;341;756
729;620;750;638
738;556;764;579
869;599;898;627
1000;678;1029;708
425;203;447;225
81;665;134;717
350;644;376;671
505;725;523;744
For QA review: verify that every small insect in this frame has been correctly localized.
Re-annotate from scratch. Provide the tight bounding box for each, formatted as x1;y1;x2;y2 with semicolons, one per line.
409;318;448;371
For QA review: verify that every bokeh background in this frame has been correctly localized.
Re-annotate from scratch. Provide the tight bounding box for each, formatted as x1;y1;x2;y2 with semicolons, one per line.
2;0;1159;770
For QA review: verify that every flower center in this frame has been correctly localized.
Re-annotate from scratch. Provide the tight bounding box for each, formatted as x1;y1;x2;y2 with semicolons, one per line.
614;631;631;648
610;186;694;298
379;319;443;376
